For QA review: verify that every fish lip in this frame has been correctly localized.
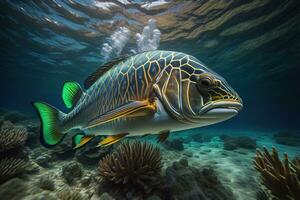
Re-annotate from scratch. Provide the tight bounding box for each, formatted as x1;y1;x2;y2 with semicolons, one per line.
199;100;243;115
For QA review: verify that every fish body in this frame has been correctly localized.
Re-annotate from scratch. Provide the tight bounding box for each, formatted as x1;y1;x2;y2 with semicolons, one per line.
33;50;243;148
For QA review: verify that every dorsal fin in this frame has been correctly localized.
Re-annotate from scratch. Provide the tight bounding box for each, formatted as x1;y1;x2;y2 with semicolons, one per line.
84;55;130;89
62;81;83;109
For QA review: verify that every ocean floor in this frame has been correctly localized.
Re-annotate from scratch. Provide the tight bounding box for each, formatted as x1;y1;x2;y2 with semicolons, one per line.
162;130;300;200
0;109;299;200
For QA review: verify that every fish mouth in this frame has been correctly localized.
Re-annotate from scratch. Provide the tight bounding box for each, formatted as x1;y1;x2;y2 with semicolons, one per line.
199;99;243;116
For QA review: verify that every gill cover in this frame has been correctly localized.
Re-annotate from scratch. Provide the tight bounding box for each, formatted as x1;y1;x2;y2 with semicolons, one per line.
153;68;203;123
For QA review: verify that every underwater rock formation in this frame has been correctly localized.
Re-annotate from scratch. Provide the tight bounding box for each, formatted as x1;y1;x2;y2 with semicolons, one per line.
164;138;184;151
164;158;235;200
24;121;40;148
51;142;74;160
190;134;213;143
222;135;256;150
98;140;162;197
273;131;300;146
0;177;28;200
2;111;28;124
253;147;300;200
61;161;83;185
38;175;55;191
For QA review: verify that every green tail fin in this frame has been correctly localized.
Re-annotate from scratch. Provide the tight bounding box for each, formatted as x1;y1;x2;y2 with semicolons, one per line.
32;102;66;147
62;81;83;109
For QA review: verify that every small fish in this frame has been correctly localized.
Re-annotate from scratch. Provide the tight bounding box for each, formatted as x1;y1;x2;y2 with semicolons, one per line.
32;50;243;149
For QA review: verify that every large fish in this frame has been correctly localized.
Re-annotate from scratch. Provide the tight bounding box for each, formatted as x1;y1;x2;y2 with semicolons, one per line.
33;50;243;148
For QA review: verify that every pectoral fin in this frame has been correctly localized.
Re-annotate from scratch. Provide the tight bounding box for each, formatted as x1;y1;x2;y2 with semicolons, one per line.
157;130;170;143
97;133;128;147
72;133;94;149
85;100;156;129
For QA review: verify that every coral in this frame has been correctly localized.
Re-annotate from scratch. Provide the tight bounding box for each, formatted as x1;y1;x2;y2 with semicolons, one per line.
223;136;256;150
0;121;27;152
164;158;235;200
61;161;83;184
274;131;300;147
164;138;184;151
0;157;27;183
57;186;87;200
253;147;300;200
38;175;55;191
98;140;162;196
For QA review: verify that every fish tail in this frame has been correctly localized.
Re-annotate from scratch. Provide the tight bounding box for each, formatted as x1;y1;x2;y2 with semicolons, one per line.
32;101;67;147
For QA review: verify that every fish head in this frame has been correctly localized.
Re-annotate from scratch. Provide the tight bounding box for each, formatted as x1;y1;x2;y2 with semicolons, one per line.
154;55;243;127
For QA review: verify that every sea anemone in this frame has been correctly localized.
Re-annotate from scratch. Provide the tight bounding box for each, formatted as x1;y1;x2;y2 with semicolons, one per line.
98;140;162;194
0;121;27;152
253;147;300;200
0;157;27;183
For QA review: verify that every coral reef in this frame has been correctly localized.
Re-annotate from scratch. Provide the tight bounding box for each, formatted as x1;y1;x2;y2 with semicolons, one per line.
164;158;235;200
98;140;162;197
222;135;256;150
253;147;300;200
61;161;83;185
164;138;184;151
0;120;28;183
273;131;300;146
0;158;28;183
0;121;27;152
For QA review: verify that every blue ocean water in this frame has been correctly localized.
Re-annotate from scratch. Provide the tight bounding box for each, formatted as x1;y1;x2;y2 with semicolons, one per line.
1;0;299;131
0;1;299;200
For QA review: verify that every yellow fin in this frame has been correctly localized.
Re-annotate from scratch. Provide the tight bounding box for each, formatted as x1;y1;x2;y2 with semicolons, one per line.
85;100;156;129
97;133;128;147
73;134;94;149
157;130;170;143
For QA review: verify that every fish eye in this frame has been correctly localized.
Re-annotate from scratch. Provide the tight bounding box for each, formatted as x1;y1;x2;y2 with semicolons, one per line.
197;75;215;88
199;78;211;87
